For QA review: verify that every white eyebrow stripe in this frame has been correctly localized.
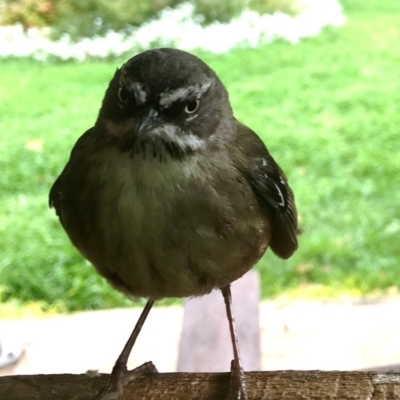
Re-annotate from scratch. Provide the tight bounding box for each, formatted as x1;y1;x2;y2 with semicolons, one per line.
159;78;212;108
118;69;147;105
131;82;147;105
159;87;194;107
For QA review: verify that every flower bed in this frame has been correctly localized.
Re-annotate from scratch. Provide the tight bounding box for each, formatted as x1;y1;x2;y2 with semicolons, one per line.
0;0;344;61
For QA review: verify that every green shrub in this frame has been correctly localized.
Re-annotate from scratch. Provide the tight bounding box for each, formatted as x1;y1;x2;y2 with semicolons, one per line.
0;0;54;29
1;0;301;40
249;0;302;16
51;0;177;39
192;0;247;24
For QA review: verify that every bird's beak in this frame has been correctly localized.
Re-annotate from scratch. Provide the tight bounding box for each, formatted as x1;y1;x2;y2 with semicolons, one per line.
137;108;160;136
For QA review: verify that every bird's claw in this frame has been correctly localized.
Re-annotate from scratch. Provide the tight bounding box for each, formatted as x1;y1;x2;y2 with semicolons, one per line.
95;361;158;400
226;359;248;400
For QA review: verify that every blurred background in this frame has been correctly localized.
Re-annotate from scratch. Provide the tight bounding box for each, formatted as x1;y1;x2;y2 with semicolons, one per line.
1;0;399;315
0;0;400;375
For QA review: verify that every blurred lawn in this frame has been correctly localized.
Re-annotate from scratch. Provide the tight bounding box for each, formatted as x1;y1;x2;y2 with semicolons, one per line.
1;0;399;312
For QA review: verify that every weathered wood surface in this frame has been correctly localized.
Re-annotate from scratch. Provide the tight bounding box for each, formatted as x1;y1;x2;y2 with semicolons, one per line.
2;370;400;399
178;271;261;372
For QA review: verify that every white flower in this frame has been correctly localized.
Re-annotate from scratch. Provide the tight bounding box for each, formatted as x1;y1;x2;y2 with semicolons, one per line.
0;0;345;61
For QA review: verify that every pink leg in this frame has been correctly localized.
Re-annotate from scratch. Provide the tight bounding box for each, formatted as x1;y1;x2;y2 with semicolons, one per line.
96;300;157;400
221;285;248;400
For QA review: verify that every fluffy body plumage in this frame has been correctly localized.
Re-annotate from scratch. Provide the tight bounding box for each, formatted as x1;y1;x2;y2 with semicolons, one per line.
49;48;298;400
49;48;298;301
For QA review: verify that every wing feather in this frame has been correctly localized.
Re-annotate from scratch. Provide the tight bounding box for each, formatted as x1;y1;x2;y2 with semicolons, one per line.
236;122;298;259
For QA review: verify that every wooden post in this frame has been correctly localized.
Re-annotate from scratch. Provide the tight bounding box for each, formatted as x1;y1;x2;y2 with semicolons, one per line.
178;271;261;372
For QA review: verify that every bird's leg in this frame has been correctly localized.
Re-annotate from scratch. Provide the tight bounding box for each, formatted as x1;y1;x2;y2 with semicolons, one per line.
221;285;248;400
96;300;157;400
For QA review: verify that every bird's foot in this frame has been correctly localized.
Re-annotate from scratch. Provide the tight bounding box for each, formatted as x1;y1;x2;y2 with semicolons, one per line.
226;359;248;400
95;361;157;400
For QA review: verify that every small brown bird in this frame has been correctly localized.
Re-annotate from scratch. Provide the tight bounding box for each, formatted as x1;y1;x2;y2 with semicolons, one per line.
49;48;298;399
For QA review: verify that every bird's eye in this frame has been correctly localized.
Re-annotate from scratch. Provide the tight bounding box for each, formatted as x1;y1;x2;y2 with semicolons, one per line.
118;87;129;104
184;100;200;114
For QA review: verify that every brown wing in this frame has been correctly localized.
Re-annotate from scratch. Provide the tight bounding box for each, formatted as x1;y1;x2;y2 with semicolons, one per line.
236;122;298;259
49;127;95;219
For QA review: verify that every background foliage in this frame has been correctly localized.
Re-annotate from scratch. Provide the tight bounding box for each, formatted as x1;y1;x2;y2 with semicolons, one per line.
0;0;301;39
0;0;399;313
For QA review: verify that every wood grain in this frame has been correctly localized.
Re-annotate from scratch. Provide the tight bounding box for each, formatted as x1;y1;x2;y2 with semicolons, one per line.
2;370;400;399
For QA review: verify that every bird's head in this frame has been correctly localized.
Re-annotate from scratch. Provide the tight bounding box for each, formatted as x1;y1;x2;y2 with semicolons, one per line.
96;48;233;158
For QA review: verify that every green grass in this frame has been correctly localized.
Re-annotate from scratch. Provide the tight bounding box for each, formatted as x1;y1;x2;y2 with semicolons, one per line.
1;0;400;312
